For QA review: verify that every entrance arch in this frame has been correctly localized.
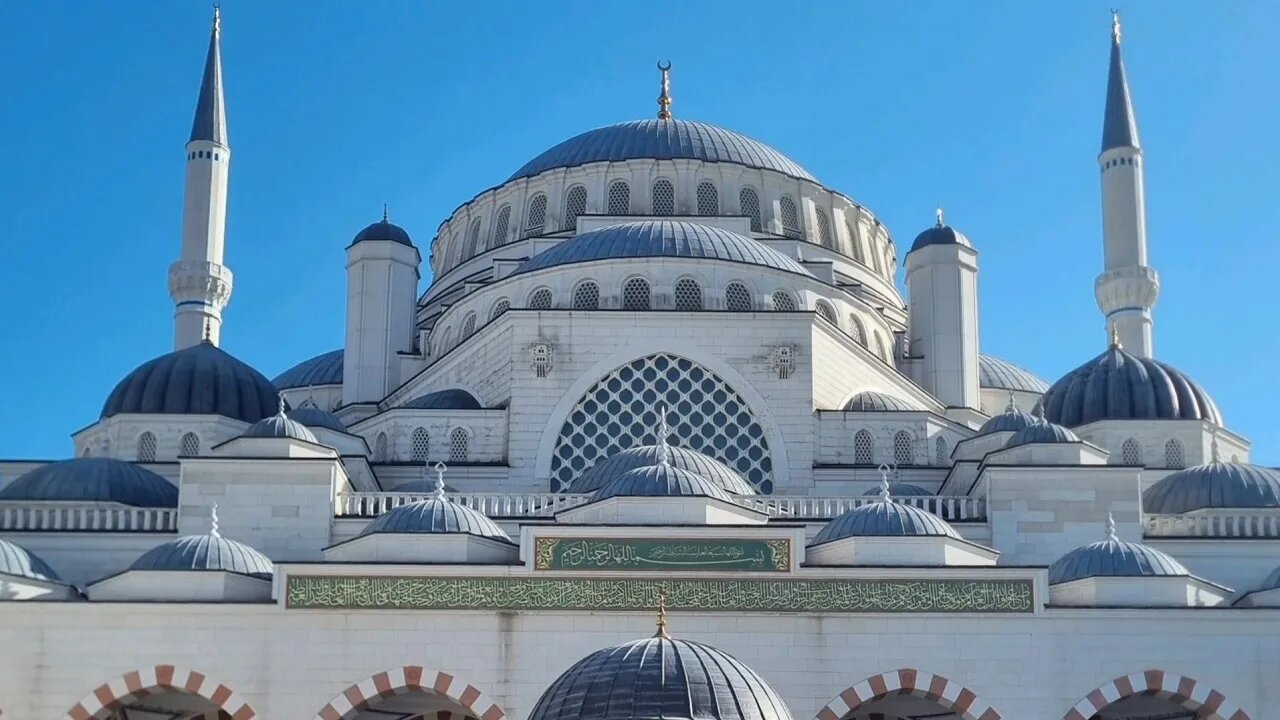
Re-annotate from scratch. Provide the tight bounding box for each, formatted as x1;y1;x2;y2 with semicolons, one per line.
815;669;1003;720
312;666;506;720
1063;670;1252;720
63;665;257;720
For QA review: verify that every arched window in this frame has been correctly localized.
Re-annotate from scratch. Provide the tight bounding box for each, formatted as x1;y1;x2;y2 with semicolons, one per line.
673;277;703;311
524;193;547;237
374;432;389;462
873;331;888;361
848;315;866;346
771;290;797;312
652;179;675;215
449;427;469;463
935;436;949;465
622;277;651;310
814;300;837;326
490;297;510;320
870;238;885;275
846;219;866;264
410;427;430;462
725;282;752;312
607;180;630;215
739;187;762;232
461;312;476;338
779;196;801;238
563;184;587;231
137;432;157;463
1164;439;1185;469
1120;438;1142;465
465;217;482;258
528;287;553;310
573;280;601;310
491;204;511;247
853;430;874;465
696;181;719;215
894;431;914;465
180;432;200;457
815;208;834;249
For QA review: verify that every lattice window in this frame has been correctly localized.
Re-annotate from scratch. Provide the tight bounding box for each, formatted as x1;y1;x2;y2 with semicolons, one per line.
652;179;675;215
563;185;587;231
607;180;630;215
550;353;774;493
696;181;719;215
849;315;866;345
725;282;752;311
411;427;430;462
779;196;801;238
674;277;703;311
449;428;469;463
524;193;547;237
894;431;914;465
465;217;482;258
529;287;553;310
374;432;389;462
491;204;511;247
461;312;476;338
490;298;510;320
846;219;865;264
180;432;200;457
815;300;837;326
622;277;651;310
137;432;157;462
573;281;600;310
935;436;949;465
739;188;762;232
771;290;797;312
815;208;834;249
1164;439;1185;469
873;331;888;361
1121;438;1142;466
853;430;874;465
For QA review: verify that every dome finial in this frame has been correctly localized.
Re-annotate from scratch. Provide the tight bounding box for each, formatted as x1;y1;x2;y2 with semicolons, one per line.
276;395;287;418
202;319;212;344
1106;511;1118;541
1211;427;1221;463
654;586;670;638
382;203;389;223
433;461;448;500
212;3;221;37
1109;323;1122;349
877;463;893;502
1005;390;1018;414
1111;9;1122;44
210;502;221;538
656;61;673;120
656;404;673;467
935;207;944;227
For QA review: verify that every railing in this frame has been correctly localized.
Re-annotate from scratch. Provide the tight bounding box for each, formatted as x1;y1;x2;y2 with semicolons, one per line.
740;495;986;522
0;504;179;532
1144;511;1280;538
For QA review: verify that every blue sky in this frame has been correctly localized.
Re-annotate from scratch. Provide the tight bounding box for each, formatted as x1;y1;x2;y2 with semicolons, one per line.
1;1;1277;462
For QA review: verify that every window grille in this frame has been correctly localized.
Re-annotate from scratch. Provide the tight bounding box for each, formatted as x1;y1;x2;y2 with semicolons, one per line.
894;431;914;465
411;427;430;462
739;188;762;231
854;430;874;464
563;185;587;231
674;278;703;311
1164;439;1185;469
622;277;651;310
815;300;837;326
815;208;834;249
461;312;476;338
696;181;719;215
137;432;157;462
180;432;200;457
573;281;601;310
607;181;630;215
652;179;675;215
725;282;752;311
780;196;801;238
449;428;469;462
524;193;547;237
935;436;949;465
849;315;866;345
465;217;482;258
529;288;553;310
490;298;510;320
491;204;511;247
1121;438;1142;466
771;290;797;311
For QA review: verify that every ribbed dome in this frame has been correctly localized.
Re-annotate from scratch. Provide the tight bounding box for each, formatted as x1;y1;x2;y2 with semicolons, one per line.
513;221;813;277
402;389;483;410
861;482;932;497
129;534;273;579
841;391;919;412
1048;538;1189;585
979;407;1039;435
351;218;413;247
528;633;794;720
102;342;280;423
910;222;972;253
359;498;512;543
979;355;1050;393
1040;345;1221;426
0;458;177;508
569;446;755;495
242;409;318;443
592;464;734;503
811;500;959;545
1254;564;1280;592
273;349;343;389
287;407;347;433
1004;421;1081;449
510;118;817;183
0;538;60;582
1143;462;1280;514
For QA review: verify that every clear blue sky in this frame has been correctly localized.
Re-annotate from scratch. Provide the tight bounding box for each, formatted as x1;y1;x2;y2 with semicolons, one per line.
1;1;1277;462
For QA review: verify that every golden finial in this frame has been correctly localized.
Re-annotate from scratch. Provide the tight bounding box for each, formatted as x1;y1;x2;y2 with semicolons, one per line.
656;61;673;120
654;587;670;638
1109;323;1122;349
203;319;212;343
1111;9;1122;44
212;4;222;36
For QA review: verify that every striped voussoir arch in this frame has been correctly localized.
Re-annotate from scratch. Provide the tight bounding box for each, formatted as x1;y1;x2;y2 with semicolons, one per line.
1063;670;1252;720
313;666;506;720
63;665;256;720
815;669;1002;720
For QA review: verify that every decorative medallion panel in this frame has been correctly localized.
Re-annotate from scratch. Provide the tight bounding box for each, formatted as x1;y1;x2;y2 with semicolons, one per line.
533;537;791;572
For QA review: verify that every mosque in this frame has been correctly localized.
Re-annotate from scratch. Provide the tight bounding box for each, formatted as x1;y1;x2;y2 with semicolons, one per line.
2;9;1278;720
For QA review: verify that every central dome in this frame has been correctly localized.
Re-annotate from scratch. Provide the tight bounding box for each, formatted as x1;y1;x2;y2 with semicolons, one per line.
509;119;817;183
1040;345;1220;426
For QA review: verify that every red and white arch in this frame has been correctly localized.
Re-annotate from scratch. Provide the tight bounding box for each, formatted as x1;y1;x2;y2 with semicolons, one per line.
63;665;256;720
815;669;1002;720
312;666;506;720
1063;670;1252;720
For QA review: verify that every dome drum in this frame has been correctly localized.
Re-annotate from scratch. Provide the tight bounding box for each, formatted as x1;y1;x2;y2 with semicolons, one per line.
326;497;517;564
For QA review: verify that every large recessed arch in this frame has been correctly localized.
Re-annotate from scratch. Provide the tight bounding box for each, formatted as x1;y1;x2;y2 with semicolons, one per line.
63;665;257;720
815;668;1003;720
1063;670;1253;720
311;666;506;720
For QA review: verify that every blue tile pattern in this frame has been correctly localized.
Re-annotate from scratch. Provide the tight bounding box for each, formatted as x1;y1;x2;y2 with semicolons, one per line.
842;391;919;412
129;534;273;579
273;349;344;389
402;389;483;410
811;501;959;545
978;355;1050;394
103;342;280;424
1040;346;1221;426
591;464;733;503
0;458;178;508
0;538;61;582
1143;462;1280;514
569;446;755;496
359;498;512;543
1049;539;1187;585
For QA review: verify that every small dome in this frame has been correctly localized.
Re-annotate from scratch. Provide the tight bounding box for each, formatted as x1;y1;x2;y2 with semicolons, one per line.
978;354;1050;393
592;464;734;503
861;482;932;497
0;538;60;582
242;408;318;443
0;458;177;508
102;342;280;424
402;389;483;410
129;534;273;579
978;402;1039;435
811;500;959;545
528;633;794;720
1004;421;1080;449
1049;538;1189;585
1143;462;1280;514
359;498;512;543
910;221;972;253
1040;344;1221;426
842;391;919;412
273;349;343;389
351;218;413;247
287;407;347;433
569;445;755;495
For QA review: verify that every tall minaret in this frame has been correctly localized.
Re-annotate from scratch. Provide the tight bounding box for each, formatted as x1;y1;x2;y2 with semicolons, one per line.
1094;12;1158;357
169;7;234;349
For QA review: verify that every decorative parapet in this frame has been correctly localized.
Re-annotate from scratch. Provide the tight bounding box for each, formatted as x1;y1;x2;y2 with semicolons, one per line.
1144;510;1280;538
0;503;178;532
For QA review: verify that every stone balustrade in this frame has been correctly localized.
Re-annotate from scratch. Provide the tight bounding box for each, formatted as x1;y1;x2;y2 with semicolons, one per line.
1144;510;1280;538
0;503;178;532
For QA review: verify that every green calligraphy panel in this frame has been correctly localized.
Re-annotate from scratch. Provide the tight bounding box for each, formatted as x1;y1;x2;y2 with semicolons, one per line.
534;537;791;572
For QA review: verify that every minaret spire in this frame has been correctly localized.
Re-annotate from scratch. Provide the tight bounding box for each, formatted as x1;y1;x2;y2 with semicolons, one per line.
1101;11;1139;153
656;61;673;120
191;5;228;146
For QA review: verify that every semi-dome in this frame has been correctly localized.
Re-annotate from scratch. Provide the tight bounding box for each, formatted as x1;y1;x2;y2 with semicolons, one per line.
569;445;755;495
510;118;817;184
242;406;317;443
358;497;512;543
512;221;813;277
0;538;61;582
1040;344;1221;426
273;349;343;389
910;220;972;253
0;458;178;508
401;388;483;410
1048;537;1189;585
528;631;793;720
351;217;413;247
287;407;347;433
1004;421;1081;449
129;533;273;579
841;390;919;412
1143;462;1280;514
979;354;1050;394
592;463;734;503
811;500;959;545
102;341;280;424
861;482;932;497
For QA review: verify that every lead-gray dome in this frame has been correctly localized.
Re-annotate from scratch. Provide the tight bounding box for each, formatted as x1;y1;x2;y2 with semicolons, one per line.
1040;345;1221;426
513;221;813;277
979;405;1039;434
593;464;734;503
351;218;413;247
1142;462;1280;514
273;349;343;389
910;221;972;253
103;341;281;424
287;407;347;433
242;409;318;443
128;534;273;579
842;391;919;412
811;500;959;545
0;538;60;582
527;632;794;720
402;389;483;410
1004;421;1080;449
1048;538;1189;585
510;118;817;184
861;482;932;497
569;446;755;495
358;498;512;543
979;355;1050;393
0;458;178;508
